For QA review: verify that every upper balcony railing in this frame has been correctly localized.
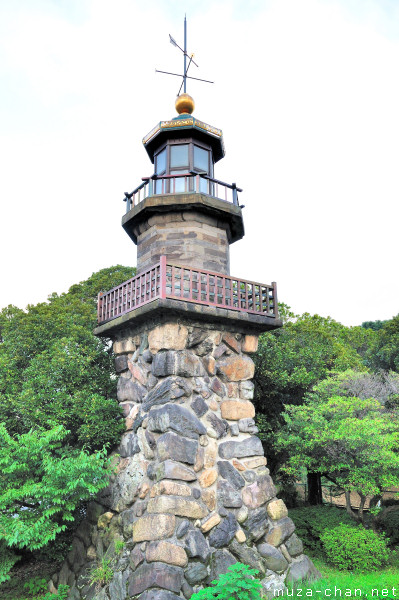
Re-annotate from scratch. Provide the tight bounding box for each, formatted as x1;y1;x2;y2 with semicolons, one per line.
97;256;278;325
123;173;242;213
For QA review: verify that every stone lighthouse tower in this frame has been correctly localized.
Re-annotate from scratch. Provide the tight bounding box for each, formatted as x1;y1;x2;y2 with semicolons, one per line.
57;90;318;599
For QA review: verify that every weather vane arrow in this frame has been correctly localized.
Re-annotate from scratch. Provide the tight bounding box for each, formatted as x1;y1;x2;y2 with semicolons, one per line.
156;15;214;96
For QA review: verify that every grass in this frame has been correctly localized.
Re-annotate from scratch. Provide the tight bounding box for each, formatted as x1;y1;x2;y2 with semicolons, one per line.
281;552;399;598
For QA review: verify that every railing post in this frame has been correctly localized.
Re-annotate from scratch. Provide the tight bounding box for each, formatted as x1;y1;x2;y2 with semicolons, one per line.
148;176;154;197
272;282;278;318
232;183;238;206
97;292;103;324
160;255;167;299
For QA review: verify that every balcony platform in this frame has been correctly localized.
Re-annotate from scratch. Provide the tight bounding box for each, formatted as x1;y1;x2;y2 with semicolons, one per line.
95;257;282;338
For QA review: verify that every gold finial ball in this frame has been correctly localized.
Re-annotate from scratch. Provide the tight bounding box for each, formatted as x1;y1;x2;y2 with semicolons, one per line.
175;93;195;115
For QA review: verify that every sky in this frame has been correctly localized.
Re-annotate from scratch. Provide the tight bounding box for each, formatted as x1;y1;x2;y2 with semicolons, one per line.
0;0;398;326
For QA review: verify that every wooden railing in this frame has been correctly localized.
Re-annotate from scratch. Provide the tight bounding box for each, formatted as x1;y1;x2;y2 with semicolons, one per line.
97;257;278;325
123;173;242;212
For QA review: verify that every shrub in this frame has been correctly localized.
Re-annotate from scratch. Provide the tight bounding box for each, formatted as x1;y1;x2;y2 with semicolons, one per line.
289;505;354;556
0;542;20;584
320;524;390;571
191;562;262;600
377;506;399;546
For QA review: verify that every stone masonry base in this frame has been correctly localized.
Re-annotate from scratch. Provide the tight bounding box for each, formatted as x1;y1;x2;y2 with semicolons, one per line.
54;320;320;600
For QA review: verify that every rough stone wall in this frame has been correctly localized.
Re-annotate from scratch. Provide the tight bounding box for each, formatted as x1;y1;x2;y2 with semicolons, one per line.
55;322;319;600
134;212;230;275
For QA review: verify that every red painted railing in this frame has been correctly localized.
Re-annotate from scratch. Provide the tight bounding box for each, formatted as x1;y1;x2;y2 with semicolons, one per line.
97;256;278;325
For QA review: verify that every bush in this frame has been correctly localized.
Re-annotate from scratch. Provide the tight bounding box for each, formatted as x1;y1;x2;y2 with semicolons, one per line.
320;524;390;571
191;562;262;600
289;506;354;556
377;506;399;546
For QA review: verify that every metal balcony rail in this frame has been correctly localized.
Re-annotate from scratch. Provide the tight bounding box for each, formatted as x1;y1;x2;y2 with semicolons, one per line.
123;173;242;213
97;256;278;325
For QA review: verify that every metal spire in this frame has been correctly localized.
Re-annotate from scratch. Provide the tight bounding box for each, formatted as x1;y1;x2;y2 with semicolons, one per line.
156;16;214;96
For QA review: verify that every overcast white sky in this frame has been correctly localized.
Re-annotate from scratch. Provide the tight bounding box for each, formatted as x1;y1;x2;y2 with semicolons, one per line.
1;0;398;326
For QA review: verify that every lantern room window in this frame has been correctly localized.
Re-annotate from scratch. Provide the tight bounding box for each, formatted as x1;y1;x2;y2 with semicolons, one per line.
154;139;213;194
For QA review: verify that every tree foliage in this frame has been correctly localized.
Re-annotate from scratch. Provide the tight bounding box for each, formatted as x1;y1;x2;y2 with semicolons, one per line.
253;310;374;474
0;424;110;550
368;314;399;373
0;265;134;450
278;371;399;524
0;265;133;572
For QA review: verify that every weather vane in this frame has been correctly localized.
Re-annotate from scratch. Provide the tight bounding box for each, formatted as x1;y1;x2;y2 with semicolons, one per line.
156;15;214;96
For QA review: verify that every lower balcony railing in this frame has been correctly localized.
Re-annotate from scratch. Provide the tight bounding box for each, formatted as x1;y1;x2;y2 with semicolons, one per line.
97;257;278;325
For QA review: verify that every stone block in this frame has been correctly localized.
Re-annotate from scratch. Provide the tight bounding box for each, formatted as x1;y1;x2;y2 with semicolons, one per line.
210;377;226;397
132;514;176;542
204;439;218;468
154;460;197;482
266;517;296;547
128;562;184;596
217;461;245;489
138;591;182;600
222;333;241;353
157;432;198;465
201;513;221;533
243;457;267;469
238;418;258;434
117;377;146;403
146;541;188;567
150;480;192;497
208;514;237;549
242;475;276;509
217;355;255;382
242;507;269;542
128;362;148;385
285;533;303;557
119;432;140;458
241;335;258;353
148;324;188;353
185;529;210;562
286;556;321;583
148;404;206;439
218;437;264;460
203;356;216;375
239;380;255;400
152;351;205;378
147;496;208;519
217;480;243;508
257;543;289;573
185;562;208;585
191;395;208;418
115;355;128;373
206;413;228;439
198;468;218;488
208;549;237;582
202;488;216;511
220;400;255;421
267;499;288;521
143;376;192;410
229;539;265;574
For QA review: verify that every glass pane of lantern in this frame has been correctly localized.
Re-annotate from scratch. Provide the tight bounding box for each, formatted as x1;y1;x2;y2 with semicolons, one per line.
194;146;209;172
170;144;189;168
169;170;186;193
156;148;166;174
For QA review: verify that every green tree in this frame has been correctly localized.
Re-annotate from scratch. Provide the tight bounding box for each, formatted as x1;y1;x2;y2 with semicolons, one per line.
0;265;134;450
253;311;373;479
278;371;399;526
0;424;110;550
0;265;134;578
368;314;399;373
